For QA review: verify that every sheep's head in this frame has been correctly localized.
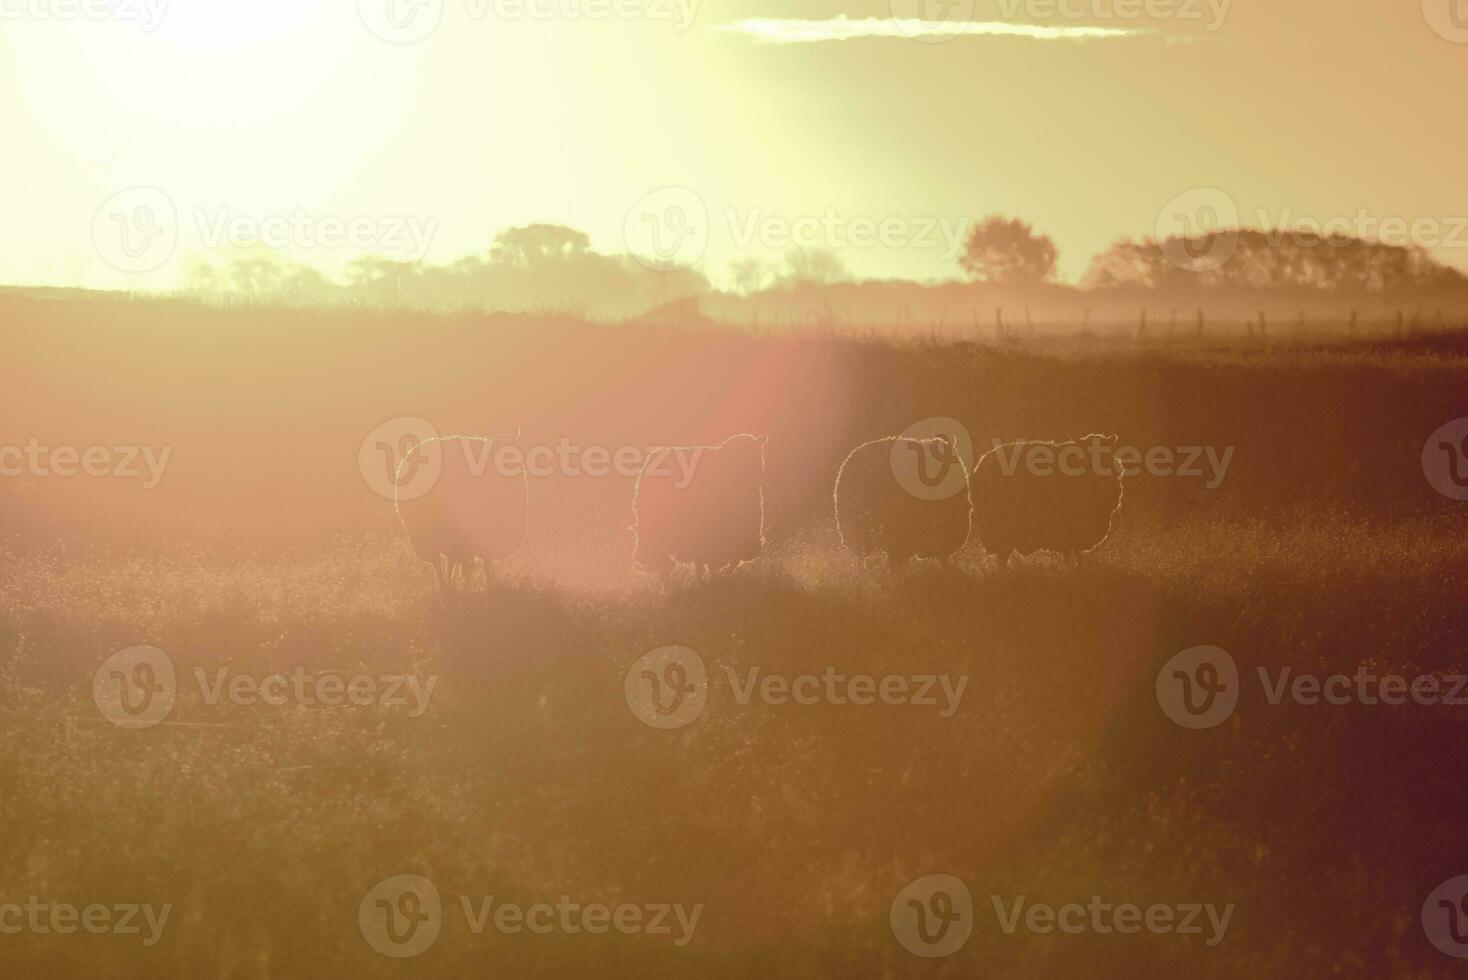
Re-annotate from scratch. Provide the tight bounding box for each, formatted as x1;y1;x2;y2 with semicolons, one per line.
701;434;767;489
1075;434;1122;479
720;433;770;460
1079;433;1119;452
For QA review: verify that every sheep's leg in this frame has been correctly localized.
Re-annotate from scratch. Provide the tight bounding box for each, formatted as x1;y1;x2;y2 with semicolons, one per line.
646;553;675;581
433;556;450;598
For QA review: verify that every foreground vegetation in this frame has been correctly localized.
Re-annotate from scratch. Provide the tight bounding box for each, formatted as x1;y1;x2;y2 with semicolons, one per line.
1;296;1466;977
2;512;1466;977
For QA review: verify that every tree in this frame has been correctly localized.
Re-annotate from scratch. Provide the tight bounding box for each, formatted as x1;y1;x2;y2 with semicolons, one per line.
781;247;848;287
489;224;591;266
959;216;1058;284
729;257;776;295
1081;229;1468;295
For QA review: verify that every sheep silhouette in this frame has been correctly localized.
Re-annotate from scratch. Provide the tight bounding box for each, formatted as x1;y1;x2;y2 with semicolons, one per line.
631;434;768;578
971;434;1123;567
395;433;528;595
834;436;972;566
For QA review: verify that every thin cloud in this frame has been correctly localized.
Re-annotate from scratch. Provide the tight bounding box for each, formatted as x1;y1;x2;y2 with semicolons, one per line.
718;15;1149;43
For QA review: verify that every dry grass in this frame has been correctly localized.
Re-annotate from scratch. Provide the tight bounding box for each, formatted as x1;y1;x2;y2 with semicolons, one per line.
1;296;1466;977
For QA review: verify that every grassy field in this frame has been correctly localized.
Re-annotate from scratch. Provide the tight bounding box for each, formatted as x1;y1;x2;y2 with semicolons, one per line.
1;294;1467;977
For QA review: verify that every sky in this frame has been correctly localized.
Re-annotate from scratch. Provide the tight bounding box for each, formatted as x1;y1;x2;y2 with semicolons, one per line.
1;0;1466;291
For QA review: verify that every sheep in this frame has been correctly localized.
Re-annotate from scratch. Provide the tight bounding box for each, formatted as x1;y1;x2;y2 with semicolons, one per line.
395;434;528;595
631;434;768;578
833;436;972;566
970;434;1124;567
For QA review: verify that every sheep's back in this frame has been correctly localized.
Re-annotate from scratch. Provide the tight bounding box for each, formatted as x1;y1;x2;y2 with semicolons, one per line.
397;438;528;564
972;443;1121;557
633;443;764;566
835;438;971;560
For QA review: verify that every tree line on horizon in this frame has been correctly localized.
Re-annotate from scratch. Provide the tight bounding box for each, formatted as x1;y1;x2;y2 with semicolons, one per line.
177;216;1468;330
